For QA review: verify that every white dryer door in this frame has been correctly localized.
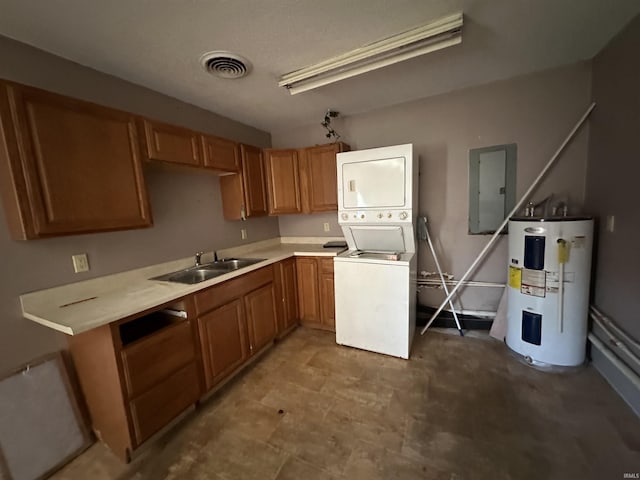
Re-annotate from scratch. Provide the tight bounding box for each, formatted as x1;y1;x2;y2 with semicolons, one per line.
341;157;406;209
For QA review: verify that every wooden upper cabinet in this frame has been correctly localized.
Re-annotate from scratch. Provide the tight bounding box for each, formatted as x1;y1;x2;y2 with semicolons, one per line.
220;144;267;220
302;142;350;212
201;135;239;172
140;118;202;166
242;144;268;216
0;81;152;239
263;149;302;215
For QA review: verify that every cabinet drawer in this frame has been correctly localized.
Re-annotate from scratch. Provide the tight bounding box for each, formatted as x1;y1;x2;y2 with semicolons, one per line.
195;266;273;315
121;321;195;399
129;362;200;446
319;258;334;274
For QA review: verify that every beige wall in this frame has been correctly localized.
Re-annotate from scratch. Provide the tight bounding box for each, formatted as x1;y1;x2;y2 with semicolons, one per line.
274;63;592;311
586;15;640;340
0;36;278;372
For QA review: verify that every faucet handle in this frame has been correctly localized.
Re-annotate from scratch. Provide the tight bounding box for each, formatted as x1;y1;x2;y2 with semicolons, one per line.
195;251;204;266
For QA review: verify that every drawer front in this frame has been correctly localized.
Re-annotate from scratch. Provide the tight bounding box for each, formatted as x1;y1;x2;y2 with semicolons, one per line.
319;257;334;274
129;362;200;446
121;321;195;399
195;266;274;315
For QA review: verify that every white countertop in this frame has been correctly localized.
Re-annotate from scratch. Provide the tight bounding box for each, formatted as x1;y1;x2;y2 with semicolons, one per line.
20;237;346;336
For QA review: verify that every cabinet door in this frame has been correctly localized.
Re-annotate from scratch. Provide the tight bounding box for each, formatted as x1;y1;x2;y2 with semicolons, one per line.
305;143;348;212
140;118;202;166
282;258;299;331
296;258;320;325
219;144;267;220
0;82;152;239
264;149;301;215
201;135;239;172
320;273;336;331
198;299;248;390
244;283;278;354
275;258;298;335
241;144;268;217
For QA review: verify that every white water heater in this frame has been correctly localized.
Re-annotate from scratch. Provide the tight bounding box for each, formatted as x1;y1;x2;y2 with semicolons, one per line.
506;216;594;366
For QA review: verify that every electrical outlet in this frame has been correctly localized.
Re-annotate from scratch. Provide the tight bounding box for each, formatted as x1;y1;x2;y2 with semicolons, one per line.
323;222;331;232
72;254;90;273
606;215;615;233
241;228;247;240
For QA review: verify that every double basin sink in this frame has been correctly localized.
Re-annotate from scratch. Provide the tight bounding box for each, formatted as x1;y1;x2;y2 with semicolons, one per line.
151;258;265;285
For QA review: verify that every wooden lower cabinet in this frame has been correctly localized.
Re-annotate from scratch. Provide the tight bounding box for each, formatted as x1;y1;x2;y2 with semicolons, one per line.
195;265;278;392
67;261;306;462
198;299;248;391
245;283;278;353
68;297;201;462
296;257;320;324
319;271;336;330
275;257;298;337
296;256;336;331
129;363;200;446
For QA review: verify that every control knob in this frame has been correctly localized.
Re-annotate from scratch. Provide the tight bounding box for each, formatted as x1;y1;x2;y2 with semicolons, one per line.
341;213;348;220
399;211;409;220
377;213;383;219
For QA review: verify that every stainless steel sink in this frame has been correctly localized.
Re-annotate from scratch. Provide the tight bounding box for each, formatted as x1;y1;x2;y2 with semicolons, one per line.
150;258;265;284
201;258;264;271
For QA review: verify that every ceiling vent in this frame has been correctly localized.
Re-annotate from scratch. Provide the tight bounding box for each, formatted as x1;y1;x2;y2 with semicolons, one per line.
200;51;252;79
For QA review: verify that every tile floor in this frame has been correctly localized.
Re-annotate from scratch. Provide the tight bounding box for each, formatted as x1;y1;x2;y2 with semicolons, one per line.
52;327;639;480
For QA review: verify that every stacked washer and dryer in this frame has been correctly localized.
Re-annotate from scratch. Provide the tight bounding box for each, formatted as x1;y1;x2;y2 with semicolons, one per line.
333;144;418;359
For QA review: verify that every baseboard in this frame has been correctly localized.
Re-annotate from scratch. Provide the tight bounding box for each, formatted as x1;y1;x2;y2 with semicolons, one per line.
416;304;492;330
589;333;640;417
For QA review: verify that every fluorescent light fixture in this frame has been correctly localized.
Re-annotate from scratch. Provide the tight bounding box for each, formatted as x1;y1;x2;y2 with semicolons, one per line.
279;12;463;95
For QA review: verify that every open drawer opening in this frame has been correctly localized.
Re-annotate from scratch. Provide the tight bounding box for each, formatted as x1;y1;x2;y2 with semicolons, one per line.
119;300;188;347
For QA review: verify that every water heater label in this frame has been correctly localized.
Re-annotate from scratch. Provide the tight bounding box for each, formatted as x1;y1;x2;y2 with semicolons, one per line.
521;268;546;297
572;236;586;248
508;266;522;289
545;271;576;292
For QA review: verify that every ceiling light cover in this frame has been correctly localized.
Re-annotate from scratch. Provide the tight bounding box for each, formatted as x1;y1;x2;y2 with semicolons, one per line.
279;12;463;94
201;51;252;79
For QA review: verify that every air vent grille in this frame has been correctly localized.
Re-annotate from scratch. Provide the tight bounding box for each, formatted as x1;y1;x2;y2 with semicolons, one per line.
200;51;251;79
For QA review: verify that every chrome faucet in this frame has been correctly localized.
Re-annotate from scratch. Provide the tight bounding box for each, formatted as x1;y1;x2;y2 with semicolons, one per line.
195;251;204;267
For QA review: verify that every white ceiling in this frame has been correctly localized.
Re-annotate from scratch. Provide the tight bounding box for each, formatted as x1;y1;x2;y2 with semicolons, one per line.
0;0;638;134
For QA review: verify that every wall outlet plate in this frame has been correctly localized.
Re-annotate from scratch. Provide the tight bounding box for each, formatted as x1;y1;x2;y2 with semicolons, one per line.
72;254;89;273
241;228;247;240
606;215;615;233
323;222;331;232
